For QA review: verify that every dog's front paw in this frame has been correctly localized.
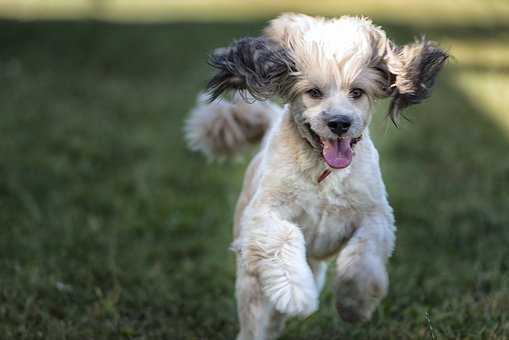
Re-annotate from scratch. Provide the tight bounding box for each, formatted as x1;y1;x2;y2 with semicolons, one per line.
245;224;319;317
334;256;388;323
266;277;318;316
261;265;319;317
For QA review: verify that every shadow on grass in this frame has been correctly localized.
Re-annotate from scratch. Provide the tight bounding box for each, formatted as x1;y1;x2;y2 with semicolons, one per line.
0;19;507;339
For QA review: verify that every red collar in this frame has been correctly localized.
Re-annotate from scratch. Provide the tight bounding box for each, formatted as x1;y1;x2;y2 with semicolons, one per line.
317;169;331;183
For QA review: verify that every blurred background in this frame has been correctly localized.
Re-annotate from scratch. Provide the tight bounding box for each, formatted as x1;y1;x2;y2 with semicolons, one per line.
1;1;508;339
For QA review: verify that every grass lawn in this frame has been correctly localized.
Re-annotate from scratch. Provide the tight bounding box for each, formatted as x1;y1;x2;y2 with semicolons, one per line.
1;13;509;340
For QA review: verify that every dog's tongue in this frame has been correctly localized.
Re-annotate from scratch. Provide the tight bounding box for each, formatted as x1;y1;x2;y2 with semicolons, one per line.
322;138;352;169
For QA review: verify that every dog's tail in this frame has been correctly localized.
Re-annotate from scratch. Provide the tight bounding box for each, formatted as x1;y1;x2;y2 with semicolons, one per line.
184;93;282;160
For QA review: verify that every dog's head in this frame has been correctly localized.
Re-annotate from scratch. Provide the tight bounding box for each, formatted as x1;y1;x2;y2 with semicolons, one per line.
206;13;448;169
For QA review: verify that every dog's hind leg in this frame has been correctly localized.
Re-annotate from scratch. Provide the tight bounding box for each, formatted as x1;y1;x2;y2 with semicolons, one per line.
309;259;328;294
235;259;287;340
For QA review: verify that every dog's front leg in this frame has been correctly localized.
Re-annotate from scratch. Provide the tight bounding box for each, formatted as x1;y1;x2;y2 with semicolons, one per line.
334;210;395;323
242;213;319;317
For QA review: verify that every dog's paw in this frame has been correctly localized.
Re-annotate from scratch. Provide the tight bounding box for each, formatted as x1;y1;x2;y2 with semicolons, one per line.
334;256;388;323
265;277;319;316
260;262;319;317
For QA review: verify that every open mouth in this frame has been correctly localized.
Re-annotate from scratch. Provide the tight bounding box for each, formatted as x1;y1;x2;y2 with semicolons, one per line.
305;124;362;169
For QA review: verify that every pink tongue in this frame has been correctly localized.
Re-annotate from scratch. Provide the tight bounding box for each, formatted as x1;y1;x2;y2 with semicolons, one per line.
322;138;352;169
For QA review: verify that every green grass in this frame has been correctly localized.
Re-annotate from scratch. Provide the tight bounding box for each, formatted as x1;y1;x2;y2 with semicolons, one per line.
0;18;508;340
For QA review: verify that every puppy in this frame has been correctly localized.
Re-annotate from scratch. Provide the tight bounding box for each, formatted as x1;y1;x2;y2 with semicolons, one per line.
185;13;447;340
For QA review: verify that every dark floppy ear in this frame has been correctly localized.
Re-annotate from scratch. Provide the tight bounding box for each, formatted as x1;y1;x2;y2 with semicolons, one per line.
386;38;448;122
206;37;296;101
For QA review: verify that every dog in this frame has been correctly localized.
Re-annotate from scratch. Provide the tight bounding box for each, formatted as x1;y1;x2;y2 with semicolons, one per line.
185;13;447;340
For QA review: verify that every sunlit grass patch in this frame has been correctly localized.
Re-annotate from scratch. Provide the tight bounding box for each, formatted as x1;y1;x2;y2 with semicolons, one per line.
1;0;509;26
444;36;509;136
455;72;509;136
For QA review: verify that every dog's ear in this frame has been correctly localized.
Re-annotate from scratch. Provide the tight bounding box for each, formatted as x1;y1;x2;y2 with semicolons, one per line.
206;37;296;101
385;38;448;122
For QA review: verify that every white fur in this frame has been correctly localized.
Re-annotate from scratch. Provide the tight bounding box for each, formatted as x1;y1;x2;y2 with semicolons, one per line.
186;14;399;340
184;93;280;160
234;112;395;333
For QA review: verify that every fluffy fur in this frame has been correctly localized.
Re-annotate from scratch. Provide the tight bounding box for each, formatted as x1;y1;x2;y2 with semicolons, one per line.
185;93;281;159
185;13;447;340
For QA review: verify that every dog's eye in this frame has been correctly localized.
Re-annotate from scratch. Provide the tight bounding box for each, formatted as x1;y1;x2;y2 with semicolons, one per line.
306;88;323;99
349;88;365;100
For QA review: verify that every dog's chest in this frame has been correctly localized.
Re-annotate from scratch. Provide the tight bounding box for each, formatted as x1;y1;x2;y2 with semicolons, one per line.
294;174;361;259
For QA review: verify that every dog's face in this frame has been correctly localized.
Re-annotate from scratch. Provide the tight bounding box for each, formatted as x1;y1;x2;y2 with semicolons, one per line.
207;14;448;169
289;67;380;168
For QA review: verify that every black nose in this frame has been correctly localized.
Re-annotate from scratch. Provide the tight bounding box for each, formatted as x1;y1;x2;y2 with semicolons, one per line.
327;115;352;136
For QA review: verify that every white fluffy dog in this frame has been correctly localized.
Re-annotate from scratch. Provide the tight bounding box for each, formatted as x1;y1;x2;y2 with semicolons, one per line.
185;13;447;340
